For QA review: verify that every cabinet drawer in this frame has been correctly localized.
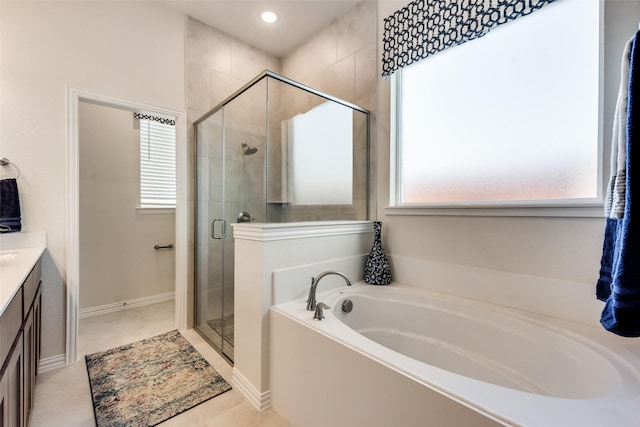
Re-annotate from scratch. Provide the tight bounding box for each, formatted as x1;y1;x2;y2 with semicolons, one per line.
0;288;23;368
22;259;41;315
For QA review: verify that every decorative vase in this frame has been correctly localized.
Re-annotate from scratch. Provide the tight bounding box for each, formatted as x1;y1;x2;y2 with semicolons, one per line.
364;221;391;285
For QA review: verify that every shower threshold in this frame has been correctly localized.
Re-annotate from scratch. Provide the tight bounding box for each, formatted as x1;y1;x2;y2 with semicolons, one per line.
195;314;235;363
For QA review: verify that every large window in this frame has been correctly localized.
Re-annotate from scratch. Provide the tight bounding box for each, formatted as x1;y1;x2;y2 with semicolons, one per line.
392;0;602;211
138;115;176;207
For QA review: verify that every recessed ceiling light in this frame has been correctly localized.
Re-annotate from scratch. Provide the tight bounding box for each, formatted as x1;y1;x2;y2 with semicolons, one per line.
260;10;278;24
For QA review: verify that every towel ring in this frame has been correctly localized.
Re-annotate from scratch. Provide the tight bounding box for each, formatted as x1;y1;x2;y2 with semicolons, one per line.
0;158;20;179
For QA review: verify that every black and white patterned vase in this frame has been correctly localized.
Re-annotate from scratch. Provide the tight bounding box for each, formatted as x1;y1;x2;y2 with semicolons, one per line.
364;221;391;285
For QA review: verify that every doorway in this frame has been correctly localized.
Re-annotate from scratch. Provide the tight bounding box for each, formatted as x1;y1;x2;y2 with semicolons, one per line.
65;88;188;364
78;100;175;315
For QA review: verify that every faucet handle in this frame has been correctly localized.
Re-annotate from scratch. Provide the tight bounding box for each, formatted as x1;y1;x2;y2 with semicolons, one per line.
313;302;330;321
306;276;316;311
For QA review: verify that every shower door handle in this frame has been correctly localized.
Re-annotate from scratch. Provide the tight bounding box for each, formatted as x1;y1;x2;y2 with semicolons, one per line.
211;218;227;239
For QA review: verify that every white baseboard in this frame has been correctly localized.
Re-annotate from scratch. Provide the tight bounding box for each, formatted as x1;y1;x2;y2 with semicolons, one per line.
38;354;66;374
79;292;175;319
231;368;271;411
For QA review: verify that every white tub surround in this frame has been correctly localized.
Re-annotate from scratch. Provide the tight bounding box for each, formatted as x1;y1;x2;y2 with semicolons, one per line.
388;255;604;327
0;232;46;313
231;221;372;410
271;283;640;427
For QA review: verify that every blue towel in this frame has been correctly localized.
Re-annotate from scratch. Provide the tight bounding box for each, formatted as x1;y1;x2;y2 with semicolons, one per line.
0;178;21;233
597;30;640;337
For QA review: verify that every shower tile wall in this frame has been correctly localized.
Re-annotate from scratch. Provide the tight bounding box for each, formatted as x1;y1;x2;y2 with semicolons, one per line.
223;79;268;223
186;2;377;323
282;1;377;112
187;17;281;327
275;0;378;222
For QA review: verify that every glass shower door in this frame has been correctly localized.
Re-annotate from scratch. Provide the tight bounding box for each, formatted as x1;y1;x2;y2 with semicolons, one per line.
195;108;234;362
195;77;267;363
218;78;268;362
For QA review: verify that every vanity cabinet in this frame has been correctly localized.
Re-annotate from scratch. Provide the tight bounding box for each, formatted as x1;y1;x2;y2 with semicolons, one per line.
0;258;42;427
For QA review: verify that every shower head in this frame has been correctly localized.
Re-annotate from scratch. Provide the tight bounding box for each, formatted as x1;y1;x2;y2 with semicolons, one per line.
241;142;258;155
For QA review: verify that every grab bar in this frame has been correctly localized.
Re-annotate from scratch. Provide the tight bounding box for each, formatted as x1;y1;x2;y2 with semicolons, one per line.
154;244;174;250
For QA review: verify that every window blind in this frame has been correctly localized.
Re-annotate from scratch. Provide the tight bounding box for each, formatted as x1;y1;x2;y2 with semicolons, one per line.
138;115;176;206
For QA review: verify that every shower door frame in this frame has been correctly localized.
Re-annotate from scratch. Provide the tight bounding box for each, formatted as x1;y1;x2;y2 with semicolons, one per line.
194;71;369;128
194;105;237;363
192;70;371;363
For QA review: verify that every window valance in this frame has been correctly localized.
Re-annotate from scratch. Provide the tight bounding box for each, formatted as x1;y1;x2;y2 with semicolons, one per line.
134;112;176;126
382;0;557;78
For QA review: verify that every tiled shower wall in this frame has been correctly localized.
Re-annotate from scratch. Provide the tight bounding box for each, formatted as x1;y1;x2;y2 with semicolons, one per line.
187;17;281;326
279;0;378;221
186;1;378;324
282;1;377;111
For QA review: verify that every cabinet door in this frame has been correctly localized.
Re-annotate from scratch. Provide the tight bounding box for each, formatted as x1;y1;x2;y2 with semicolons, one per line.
0;290;22;371
0;361;9;427
33;288;41;378
5;334;23;427
23;309;34;426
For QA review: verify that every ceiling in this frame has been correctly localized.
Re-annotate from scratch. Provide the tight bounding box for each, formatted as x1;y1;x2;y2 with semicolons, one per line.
159;0;366;57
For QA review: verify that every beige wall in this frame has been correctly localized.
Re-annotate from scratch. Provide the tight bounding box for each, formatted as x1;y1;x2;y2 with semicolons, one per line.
376;0;640;288
79;102;175;309
0;1;186;359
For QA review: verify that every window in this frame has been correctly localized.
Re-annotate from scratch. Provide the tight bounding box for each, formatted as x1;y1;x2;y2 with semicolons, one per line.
138;115;176;208
392;0;602;212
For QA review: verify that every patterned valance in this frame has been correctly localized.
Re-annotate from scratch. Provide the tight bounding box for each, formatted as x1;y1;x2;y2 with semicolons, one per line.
382;0;557;77
134;112;176;126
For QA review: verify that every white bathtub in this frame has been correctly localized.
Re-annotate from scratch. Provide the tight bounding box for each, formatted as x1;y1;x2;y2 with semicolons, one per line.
270;283;640;427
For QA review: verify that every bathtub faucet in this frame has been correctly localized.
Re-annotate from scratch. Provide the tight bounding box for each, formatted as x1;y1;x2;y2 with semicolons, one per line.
306;271;353;311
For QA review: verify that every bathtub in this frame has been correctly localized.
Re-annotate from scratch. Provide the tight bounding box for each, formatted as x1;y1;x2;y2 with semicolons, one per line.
270;283;640;427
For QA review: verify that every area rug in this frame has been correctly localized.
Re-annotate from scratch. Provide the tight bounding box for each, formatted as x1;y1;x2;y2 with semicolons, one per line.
85;329;231;427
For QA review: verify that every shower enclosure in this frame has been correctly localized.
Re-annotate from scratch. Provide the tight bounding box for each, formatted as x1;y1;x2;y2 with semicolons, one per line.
194;71;369;362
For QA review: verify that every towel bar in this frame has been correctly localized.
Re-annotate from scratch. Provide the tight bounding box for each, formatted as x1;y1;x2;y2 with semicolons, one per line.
0;158;21;179
154;244;174;250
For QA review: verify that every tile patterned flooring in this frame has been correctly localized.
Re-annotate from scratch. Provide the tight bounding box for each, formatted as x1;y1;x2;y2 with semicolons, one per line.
30;301;291;427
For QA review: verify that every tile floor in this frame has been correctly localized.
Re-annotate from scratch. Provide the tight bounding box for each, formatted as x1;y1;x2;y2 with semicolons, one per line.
30;301;291;427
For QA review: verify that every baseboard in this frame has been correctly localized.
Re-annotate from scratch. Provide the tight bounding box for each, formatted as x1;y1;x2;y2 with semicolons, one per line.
38;354;66;374
231;368;271;411
79;292;175;319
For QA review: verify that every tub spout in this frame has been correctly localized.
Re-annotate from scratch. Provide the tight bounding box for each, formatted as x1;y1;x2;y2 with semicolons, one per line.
306;271;352;311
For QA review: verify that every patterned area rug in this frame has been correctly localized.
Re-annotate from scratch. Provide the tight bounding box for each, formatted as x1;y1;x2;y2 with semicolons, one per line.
85;330;231;427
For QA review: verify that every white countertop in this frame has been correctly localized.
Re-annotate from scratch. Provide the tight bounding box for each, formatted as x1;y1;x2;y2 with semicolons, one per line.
0;232;46;314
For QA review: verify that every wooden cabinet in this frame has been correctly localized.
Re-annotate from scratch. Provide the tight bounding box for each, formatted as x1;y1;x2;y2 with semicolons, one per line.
22;284;40;426
4;333;24;427
0;258;41;427
0;289;23;374
0;352;8;426
23;307;34;426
